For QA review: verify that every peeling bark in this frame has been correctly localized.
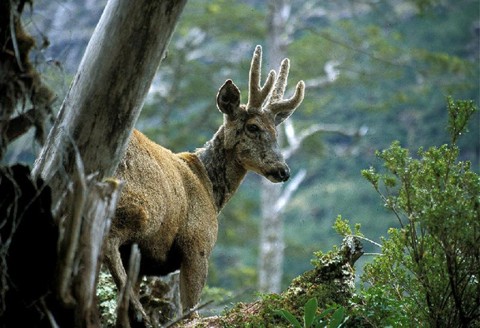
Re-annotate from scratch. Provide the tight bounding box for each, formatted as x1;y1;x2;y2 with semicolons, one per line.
33;0;187;212
1;0;186;326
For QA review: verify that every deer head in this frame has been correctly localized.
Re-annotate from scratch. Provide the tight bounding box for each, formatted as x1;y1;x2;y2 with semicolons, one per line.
216;45;305;183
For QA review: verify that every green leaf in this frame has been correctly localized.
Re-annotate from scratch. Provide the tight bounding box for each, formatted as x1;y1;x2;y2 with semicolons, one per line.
274;309;303;328
446;96;477;145
304;298;318;328
361;167;380;190
328;307;345;328
316;307;335;320
333;216;352;237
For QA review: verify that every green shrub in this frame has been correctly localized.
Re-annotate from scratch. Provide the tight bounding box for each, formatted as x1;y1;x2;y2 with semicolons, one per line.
350;98;479;327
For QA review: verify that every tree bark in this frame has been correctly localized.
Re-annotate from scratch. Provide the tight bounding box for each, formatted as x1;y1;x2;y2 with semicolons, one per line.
26;0;186;326
32;0;187;211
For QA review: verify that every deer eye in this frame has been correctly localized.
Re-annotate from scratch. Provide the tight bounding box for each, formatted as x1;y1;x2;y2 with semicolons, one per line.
246;124;260;134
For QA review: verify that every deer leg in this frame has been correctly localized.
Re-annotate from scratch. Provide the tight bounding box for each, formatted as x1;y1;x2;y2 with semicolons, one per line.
104;237;127;288
179;252;209;313
104;238;149;326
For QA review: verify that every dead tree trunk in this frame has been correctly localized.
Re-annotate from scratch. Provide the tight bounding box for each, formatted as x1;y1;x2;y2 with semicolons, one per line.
22;0;186;326
33;0;187;210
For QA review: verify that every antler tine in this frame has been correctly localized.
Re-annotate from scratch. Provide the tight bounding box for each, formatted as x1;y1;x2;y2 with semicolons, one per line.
247;45;276;110
269;80;305;115
264;56;305;116
270;58;290;102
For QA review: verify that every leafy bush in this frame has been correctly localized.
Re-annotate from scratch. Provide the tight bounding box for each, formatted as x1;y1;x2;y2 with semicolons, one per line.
275;298;348;328
352;98;479;327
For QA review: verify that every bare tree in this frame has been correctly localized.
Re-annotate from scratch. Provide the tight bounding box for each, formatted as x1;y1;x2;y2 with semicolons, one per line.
0;0;186;326
258;0;366;293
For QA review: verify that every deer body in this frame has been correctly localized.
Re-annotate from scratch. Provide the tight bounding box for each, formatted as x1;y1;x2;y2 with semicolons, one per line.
104;46;305;322
109;129;219;309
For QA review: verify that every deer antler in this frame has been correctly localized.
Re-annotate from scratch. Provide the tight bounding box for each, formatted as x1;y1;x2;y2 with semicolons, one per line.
246;45;305;124
266;58;305;124
247;45;276;111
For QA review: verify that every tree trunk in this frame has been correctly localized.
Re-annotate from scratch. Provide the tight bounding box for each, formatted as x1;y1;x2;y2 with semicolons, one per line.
259;179;285;293
258;0;352;294
33;0;187;211
25;0;186;326
258;0;292;294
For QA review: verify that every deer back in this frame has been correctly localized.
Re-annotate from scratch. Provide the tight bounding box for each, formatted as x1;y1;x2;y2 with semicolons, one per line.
113;130;216;246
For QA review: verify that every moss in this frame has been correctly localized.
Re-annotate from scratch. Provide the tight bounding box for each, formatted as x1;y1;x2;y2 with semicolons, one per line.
178;236;363;327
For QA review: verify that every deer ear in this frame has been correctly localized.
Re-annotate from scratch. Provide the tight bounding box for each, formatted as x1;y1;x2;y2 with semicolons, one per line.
216;80;241;117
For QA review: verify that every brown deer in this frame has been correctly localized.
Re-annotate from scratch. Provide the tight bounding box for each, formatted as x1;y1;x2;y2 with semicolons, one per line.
104;45;305;323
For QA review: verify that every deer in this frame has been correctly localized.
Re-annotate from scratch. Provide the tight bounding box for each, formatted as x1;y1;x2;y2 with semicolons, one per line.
103;45;305;325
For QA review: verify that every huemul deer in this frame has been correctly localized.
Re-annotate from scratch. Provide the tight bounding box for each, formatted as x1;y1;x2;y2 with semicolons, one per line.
104;45;305;323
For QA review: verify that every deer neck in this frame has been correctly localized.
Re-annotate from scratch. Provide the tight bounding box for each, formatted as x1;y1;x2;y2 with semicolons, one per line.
196;125;247;212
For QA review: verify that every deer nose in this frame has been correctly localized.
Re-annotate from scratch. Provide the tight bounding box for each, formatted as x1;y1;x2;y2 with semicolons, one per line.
269;165;290;182
278;166;290;181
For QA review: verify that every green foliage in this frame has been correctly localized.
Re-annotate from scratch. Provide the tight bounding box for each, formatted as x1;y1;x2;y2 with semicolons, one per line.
447;96;477;145
219;236;361;327
333;216;363;238
201;286;233;304
356;99;479;327
97;270;117;327
275;298;348;328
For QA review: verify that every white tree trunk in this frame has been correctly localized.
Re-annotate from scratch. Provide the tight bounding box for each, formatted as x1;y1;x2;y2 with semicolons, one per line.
33;0;187;211
258;179;284;293
258;168;306;293
258;0;292;294
258;0;352;294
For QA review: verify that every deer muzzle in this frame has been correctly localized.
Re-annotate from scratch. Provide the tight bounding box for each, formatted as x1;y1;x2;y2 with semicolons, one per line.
266;164;290;183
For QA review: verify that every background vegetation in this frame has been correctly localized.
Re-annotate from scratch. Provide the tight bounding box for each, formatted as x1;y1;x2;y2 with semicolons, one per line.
348;98;479;326
5;0;479;314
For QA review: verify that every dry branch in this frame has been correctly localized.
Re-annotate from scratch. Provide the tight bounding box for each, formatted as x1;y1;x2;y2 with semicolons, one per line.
0;0;55;159
116;244;141;328
55;159;124;327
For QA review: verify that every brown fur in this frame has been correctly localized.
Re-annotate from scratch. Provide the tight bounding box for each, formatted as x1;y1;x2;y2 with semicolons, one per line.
104;46;305;321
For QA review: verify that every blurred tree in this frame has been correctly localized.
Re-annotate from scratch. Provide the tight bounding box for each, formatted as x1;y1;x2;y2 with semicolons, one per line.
258;0;371;294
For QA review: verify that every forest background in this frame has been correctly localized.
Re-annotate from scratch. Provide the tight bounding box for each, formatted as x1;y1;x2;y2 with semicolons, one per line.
4;0;479;311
